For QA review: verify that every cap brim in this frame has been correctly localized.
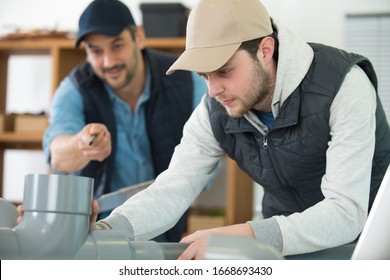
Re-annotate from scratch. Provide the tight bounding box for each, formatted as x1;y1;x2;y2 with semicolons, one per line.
75;25;126;47
166;43;241;75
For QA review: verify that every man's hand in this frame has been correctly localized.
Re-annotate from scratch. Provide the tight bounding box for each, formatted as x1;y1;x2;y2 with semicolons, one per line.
17;204;24;224
50;123;112;172
78;123;112;162
90;200;99;225
178;223;255;260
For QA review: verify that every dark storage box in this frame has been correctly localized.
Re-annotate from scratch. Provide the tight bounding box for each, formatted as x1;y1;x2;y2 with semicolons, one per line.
140;3;188;37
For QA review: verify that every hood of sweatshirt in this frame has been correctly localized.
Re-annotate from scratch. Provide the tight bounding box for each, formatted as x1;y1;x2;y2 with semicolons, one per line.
271;19;314;117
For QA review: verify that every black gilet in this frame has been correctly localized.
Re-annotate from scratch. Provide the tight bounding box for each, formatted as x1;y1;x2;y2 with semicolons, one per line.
69;49;193;197
208;43;390;218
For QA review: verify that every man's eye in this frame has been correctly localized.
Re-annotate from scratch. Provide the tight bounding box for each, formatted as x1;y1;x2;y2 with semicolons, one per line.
198;73;208;80
113;43;123;50
218;69;230;76
89;49;102;55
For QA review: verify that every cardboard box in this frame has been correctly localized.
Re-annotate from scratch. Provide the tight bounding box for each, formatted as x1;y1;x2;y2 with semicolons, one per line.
14;114;48;133
187;215;225;233
140;3;188;37
0;114;15;132
187;208;226;233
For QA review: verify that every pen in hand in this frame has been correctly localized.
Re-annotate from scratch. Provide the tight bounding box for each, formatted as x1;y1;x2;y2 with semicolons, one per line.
89;134;98;146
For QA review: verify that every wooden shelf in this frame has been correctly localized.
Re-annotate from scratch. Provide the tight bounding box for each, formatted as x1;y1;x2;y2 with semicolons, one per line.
0;132;43;149
0;38;75;50
0;37;185;50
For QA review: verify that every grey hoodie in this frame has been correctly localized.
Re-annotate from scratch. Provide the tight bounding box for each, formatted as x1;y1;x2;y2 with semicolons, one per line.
102;20;376;256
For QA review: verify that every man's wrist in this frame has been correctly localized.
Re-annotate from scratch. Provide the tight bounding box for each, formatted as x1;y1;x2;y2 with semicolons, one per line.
95;221;111;230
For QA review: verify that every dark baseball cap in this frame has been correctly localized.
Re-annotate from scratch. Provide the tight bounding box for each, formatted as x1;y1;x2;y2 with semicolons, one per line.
75;0;136;47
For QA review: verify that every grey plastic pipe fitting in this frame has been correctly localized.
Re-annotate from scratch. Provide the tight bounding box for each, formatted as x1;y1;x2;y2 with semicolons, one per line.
0;174;187;260
0;173;282;260
0;174;94;259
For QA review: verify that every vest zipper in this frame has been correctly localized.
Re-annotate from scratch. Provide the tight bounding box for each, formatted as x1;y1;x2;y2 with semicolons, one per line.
264;133;308;210
263;137;268;149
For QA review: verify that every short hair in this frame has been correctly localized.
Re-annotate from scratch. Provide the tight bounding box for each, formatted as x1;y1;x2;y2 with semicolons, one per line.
126;25;137;41
238;19;279;62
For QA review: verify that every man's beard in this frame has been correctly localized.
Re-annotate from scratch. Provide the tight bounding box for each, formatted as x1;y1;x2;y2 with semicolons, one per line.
102;47;139;91
223;61;273;118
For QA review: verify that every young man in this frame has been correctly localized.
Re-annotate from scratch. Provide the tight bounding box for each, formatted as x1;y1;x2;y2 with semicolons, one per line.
42;0;207;242
95;0;390;259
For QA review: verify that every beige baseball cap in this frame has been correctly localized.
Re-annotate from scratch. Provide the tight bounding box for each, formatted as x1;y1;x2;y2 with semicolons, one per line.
166;0;272;75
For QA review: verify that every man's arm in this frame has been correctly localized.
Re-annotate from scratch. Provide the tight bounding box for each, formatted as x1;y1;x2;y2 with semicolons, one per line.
101;95;225;240
50;124;111;172
43;77;111;173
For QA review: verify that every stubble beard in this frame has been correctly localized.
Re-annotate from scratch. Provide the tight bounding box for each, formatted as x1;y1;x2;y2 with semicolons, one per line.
225;61;273;118
103;47;139;91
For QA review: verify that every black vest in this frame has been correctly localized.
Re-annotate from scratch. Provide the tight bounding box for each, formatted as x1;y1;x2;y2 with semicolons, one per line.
69;49;194;197
208;43;390;218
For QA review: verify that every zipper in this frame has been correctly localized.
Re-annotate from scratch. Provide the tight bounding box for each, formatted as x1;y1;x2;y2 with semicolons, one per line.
263;136;268;149
262;132;307;210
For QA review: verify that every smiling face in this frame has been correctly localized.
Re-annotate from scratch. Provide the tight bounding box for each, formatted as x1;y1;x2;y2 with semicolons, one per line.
83;27;144;92
199;49;275;118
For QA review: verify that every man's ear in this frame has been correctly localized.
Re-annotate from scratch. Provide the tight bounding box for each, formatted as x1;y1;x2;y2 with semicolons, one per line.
135;26;146;50
257;36;275;64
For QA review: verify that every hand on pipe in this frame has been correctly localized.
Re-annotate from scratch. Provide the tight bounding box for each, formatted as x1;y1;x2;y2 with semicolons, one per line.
178;223;255;260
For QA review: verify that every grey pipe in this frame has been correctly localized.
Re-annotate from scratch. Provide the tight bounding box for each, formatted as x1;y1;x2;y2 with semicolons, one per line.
0;173;282;260
0;174;93;259
0;174;189;260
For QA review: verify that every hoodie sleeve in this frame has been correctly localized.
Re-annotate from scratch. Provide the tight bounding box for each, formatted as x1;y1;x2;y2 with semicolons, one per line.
102;95;225;240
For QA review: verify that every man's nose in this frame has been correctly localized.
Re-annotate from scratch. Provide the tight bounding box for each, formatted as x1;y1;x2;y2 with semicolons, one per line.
207;78;224;98
103;52;115;68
